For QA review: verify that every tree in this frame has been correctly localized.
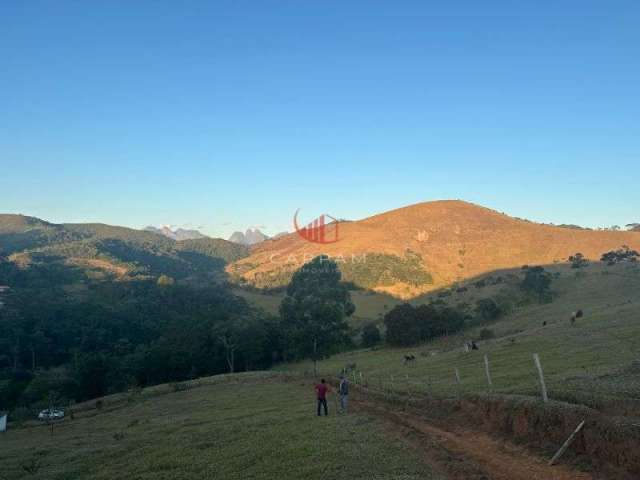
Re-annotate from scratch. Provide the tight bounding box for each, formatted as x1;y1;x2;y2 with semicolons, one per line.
279;256;354;375
214;324;240;374
383;303;421;346
74;353;111;400
475;298;502;322
479;328;495;340
417;304;465;338
601;246;639;265
361;323;381;348
520;266;553;302
384;303;465;347
568;253;589;269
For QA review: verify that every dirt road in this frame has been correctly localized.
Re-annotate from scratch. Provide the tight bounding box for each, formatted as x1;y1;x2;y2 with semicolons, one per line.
353;394;594;480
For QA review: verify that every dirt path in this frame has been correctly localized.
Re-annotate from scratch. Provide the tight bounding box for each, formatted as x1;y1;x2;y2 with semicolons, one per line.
353;395;593;480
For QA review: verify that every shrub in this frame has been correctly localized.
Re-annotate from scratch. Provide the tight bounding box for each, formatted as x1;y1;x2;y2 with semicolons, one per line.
170;381;192;392
475;298;502;322
473;279;487;289
601;246;639;265
520;266;553;302
361;323;382;348
479;328;495;340
568;253;589;268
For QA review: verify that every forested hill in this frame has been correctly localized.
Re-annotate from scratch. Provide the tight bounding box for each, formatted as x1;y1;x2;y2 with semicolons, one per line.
0;215;277;413
0;214;249;283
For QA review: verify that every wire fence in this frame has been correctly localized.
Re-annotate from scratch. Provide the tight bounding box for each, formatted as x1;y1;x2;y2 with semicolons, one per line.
289;349;640;414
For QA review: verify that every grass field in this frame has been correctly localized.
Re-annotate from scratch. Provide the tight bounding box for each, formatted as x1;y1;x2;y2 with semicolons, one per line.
279;263;640;410
233;288;402;328
1;375;443;480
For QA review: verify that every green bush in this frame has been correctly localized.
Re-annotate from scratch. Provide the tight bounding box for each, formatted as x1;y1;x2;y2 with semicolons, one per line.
479;328;495;340
361;323;382;348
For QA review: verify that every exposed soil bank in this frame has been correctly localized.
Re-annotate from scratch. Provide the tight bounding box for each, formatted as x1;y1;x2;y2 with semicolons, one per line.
355;387;640;478
458;394;640;476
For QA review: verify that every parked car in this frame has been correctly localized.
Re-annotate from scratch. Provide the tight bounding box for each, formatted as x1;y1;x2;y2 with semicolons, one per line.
38;409;64;421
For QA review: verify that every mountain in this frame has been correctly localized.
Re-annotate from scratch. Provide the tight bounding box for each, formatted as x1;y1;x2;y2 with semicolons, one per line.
228;228;269;246
0;214;248;285
227;200;640;298
144;225;208;241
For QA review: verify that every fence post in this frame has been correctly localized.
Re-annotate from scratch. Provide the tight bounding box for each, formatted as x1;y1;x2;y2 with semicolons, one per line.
533;353;549;403
549;420;585;465
454;367;462;399
484;354;493;387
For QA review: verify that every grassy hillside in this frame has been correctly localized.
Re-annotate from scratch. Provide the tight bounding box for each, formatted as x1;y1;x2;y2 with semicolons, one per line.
280;262;640;411
233;288;402;330
2;374;442;480
228;200;640;298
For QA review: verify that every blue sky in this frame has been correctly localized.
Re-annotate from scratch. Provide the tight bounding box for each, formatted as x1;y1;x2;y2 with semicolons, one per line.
1;1;639;238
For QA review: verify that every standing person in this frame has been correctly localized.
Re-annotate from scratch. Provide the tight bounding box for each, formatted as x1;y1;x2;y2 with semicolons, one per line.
315;379;329;416
339;375;349;413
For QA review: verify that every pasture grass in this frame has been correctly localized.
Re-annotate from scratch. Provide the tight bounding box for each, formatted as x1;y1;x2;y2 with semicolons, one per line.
280;264;640;408
1;376;442;480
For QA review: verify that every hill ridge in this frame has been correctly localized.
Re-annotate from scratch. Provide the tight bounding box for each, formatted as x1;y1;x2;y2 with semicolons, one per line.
228;200;640;298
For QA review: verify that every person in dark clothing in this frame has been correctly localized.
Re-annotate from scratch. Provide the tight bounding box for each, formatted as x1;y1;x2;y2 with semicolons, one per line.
315;379;329;416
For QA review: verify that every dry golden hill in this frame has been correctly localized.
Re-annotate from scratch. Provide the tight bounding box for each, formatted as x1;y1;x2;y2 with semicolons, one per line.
227;200;640;298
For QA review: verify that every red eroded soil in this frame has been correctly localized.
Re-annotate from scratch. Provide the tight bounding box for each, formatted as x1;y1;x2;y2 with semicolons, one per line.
354;394;600;480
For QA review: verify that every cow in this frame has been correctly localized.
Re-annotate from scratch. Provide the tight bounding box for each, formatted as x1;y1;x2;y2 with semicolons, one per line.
403;354;416;366
571;310;584;326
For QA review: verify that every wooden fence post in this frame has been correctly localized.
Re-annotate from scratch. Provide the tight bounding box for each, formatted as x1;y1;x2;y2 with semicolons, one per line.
454;367;462;398
533;353;549;403
484;354;492;387
549;420;585;465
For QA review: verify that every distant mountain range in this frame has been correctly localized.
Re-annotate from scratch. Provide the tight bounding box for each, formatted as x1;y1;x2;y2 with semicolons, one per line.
144;225;208;241
228;229;275;246
0;214;248;284
3;202;639;300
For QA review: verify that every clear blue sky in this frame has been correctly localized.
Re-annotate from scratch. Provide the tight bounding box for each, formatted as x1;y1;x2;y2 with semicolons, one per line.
1;1;639;238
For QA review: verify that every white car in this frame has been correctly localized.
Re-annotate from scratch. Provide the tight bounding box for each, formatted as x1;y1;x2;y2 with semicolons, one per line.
38;409;64;421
